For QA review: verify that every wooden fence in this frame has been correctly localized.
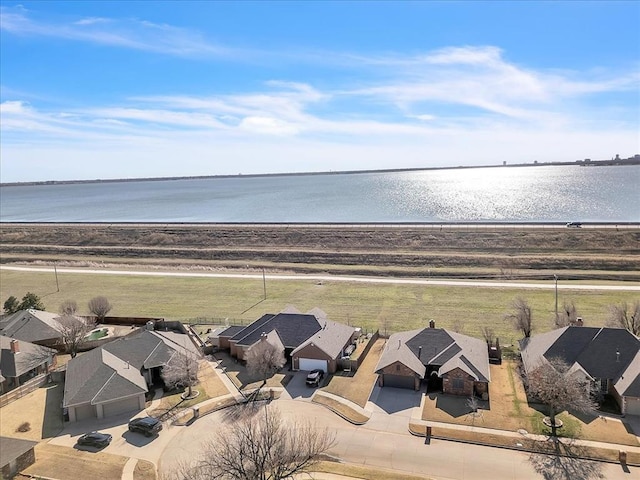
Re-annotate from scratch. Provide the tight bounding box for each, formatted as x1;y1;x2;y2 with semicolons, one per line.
0;374;50;407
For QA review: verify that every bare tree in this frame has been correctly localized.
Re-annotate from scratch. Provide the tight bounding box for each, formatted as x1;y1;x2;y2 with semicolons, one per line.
555;300;578;328
245;337;286;390
505;297;533;338
88;296;112;321
607;301;640;336
480;326;494;344
161;351;200;398
171;406;335;480
527;358;597;436
450;318;465;334
56;315;95;358
59;300;78;316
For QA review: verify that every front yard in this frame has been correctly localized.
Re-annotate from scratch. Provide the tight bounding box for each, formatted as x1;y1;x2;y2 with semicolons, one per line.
212;350;293;391
421;360;639;446
0;382;64;440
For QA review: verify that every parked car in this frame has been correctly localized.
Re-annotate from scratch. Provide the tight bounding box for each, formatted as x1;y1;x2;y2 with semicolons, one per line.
566;222;582;228
306;369;325;387
128;417;163;437
77;431;112;448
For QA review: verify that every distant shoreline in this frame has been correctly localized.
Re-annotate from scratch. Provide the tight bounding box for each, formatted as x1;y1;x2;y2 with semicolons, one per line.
1;156;638;187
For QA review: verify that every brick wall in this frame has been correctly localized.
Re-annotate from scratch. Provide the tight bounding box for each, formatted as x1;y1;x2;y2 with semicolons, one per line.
442;368;474;396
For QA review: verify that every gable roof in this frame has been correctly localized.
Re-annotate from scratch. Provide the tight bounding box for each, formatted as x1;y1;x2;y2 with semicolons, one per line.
0;309;65;343
521;326;640;382
614;350;640;397
375;328;490;382
230;312;322;349
291;320;355;359
64;329;199;408
0;335;55;378
64;348;147;407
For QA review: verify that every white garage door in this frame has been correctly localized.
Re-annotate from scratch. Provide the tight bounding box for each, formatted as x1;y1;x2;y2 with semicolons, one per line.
102;396;141;418
75;403;96;421
298;358;328;372
626;397;640;416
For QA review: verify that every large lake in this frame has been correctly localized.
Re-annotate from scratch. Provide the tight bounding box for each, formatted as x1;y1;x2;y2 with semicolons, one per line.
1;165;638;222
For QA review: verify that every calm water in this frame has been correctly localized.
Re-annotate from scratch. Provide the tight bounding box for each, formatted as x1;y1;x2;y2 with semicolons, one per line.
1;165;638;222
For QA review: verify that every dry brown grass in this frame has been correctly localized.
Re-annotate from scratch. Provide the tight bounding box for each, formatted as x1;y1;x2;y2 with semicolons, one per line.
314;460;434;479
312;394;370;424
0;383;64;441
322;338;385;408
133;459;157;480
22;443;127;479
422;361;639;447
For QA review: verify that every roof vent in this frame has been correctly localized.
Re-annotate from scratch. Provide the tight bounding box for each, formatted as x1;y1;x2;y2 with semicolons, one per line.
616;349;620;363
418;345;422;359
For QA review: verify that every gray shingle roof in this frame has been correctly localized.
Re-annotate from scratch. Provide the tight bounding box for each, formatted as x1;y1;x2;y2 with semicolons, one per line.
231;313;322;349
0;309;64;343
0;436;38;467
0;335;55;377
63;348;147;407
521;326;640;399
375;328;490;382
291;320;355;359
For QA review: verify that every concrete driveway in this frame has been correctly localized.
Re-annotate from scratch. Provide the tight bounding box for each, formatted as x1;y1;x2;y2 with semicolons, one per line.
281;370;319;401
366;384;423;435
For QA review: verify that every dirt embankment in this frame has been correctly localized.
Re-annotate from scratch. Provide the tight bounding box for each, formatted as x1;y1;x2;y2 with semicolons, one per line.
1;223;638;280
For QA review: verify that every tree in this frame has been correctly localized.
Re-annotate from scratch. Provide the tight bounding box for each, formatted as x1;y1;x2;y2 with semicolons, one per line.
555;300;578;328
56;315;95;358
607;301;640;336
245;336;286;390
3;296;20;314
161;351;200;398
505;297;533;338
59;300;78;316
527;358;597;436
17;292;45;311
88;296;112;321
173;406;335;480
480;326;495;344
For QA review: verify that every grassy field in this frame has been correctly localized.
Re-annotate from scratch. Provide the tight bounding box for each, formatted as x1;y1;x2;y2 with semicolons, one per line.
1;268;637;344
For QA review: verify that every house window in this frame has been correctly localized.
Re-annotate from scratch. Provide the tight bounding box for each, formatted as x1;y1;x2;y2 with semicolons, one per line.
453;378;464;390
600;378;608;393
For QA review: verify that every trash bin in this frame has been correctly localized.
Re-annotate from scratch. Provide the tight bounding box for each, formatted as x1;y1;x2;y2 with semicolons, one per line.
619;450;627;464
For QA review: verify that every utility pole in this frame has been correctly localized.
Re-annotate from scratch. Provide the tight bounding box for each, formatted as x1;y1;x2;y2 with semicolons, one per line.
54;264;60;292
554;274;558;326
262;267;267;300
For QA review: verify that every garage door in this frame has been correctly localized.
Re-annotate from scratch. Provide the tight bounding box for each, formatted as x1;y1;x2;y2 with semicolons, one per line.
102;396;141;418
298;358;328;372
626;397;640;416
75;403;96;421
382;374;415;389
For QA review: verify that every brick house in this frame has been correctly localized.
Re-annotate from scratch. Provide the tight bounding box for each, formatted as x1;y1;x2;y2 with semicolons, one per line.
0;336;56;393
0;436;37;478
221;308;356;373
375;322;490;397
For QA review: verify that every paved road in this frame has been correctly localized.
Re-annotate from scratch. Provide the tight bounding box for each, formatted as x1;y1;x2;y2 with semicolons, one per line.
159;399;637;480
2;265;638;291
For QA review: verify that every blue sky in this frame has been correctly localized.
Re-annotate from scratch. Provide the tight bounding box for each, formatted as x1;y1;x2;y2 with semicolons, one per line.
1;1;639;182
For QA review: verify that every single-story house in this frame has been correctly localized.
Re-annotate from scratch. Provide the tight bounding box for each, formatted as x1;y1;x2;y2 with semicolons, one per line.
224;308;356;373
0;436;38;479
63;328;200;422
0;336;56;393
0;309;72;348
375;321;491;397
520;326;640;416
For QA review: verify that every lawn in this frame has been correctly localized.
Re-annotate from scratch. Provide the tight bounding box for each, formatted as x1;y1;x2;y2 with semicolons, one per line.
322;337;385;408
0;382;64;440
421;361;639;446
3;269;635;345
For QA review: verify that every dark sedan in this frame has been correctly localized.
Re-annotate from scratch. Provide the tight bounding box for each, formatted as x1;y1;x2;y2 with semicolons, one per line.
77;431;112;448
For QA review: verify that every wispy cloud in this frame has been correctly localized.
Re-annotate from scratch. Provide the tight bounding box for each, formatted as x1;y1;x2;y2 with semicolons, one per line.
0;6;232;57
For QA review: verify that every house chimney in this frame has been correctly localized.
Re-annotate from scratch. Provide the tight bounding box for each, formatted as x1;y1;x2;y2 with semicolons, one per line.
261;331;267;341
418;346;422;359
10;339;20;354
146;321;154;331
575;317;583;327
429;320;435;329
